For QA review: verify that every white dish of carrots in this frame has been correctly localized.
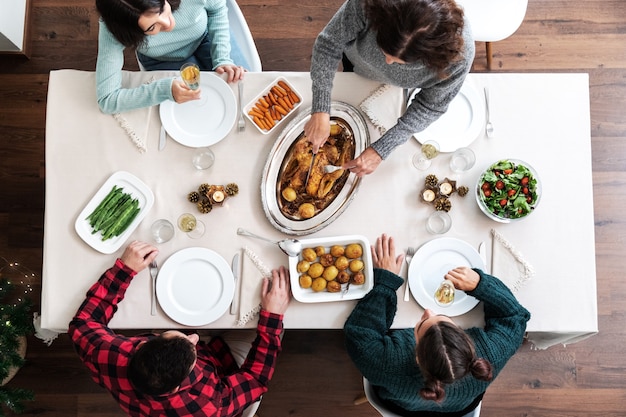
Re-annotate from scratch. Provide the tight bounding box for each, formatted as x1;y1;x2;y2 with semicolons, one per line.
244;77;302;134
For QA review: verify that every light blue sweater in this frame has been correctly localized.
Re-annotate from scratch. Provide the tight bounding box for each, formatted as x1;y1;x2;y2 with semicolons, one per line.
310;0;475;159
96;0;233;114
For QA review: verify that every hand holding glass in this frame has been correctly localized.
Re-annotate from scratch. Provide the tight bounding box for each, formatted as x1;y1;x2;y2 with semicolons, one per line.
180;63;200;90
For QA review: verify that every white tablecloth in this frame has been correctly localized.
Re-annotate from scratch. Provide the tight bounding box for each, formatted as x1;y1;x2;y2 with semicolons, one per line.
42;70;597;349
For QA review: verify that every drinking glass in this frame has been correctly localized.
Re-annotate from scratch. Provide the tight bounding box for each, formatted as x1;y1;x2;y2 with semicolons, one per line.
434;279;455;307
412;140;440;170
192;147;215;170
177;213;205;239
449;147;476;173
150;219;175;243
426;211;452;234
180;63;201;90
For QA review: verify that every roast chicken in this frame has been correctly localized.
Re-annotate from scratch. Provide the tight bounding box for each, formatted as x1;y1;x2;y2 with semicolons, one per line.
278;119;355;220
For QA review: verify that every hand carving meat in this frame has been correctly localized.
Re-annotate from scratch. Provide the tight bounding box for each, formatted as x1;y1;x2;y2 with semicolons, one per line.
278;119;355;220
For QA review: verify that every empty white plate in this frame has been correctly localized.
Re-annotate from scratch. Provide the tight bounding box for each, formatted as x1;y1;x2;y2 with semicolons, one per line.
412;78;485;152
159;73;236;147
156;247;234;326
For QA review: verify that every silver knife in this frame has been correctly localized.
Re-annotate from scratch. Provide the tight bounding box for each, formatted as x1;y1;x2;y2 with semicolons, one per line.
230;252;241;315
304;151;316;187
159;125;166;151
478;241;487;273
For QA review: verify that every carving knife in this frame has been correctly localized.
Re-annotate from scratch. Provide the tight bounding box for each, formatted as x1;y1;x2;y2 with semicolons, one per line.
230;252;241;315
304;151;316;187
159;125;166;151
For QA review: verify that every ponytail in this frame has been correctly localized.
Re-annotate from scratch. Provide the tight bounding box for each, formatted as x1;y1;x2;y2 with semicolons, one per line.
419;378;446;402
416;322;493;402
469;358;493;382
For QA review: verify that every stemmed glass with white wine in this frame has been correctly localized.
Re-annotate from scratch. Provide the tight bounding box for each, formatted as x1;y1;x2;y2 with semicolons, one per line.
412;140;440;170
178;213;205;239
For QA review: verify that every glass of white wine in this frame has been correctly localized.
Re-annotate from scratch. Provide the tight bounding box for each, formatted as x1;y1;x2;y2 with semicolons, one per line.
412;140;440;170
434;279;455;307
177;213;205;239
180;63;200;90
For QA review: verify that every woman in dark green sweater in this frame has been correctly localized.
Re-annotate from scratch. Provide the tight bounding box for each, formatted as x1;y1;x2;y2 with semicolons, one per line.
345;234;530;416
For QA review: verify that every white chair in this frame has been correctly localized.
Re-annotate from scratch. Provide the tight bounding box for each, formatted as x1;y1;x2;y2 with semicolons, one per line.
226;0;262;72
455;0;528;69
361;377;482;417
136;0;262;72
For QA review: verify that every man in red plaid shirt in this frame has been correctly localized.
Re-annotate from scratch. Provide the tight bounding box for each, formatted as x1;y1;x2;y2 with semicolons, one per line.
69;241;291;417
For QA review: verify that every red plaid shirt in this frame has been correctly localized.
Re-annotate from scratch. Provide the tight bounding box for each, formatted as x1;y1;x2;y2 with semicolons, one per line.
68;259;283;417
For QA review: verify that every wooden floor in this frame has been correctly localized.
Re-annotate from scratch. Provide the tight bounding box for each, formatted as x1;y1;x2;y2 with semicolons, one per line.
1;0;626;415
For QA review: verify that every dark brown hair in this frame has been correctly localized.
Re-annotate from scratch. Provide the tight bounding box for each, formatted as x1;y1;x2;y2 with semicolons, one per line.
128;335;196;396
96;0;182;49
363;0;465;78
416;321;493;402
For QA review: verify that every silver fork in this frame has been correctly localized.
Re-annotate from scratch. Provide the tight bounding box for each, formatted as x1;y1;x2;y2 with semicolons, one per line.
149;261;158;315
237;81;245;132
403;247;416;301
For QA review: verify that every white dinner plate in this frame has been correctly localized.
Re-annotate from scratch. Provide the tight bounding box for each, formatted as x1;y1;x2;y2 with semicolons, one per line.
159;73;236;147
408;237;484;316
156;247;235;326
74;171;154;254
411;78;485;152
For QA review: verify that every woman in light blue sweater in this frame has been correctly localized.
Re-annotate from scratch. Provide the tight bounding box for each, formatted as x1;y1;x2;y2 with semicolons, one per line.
305;0;474;176
345;234;530;416
96;0;246;114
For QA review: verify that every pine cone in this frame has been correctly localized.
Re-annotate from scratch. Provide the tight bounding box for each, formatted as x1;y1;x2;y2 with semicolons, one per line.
457;186;469;197
425;174;439;188
197;199;213;214
188;191;200;203
198;183;211;195
225;182;239;196
434;197;452;212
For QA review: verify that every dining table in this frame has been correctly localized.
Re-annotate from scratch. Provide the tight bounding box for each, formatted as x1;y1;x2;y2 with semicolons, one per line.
41;69;597;350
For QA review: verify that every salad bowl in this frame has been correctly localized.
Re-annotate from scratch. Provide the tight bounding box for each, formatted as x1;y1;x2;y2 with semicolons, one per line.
475;159;541;223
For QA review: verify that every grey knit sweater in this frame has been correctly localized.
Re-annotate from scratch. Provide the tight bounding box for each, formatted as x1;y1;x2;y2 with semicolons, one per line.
344;268;530;414
310;0;475;159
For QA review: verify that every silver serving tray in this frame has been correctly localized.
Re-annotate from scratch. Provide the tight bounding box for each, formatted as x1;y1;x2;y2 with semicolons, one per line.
261;102;370;235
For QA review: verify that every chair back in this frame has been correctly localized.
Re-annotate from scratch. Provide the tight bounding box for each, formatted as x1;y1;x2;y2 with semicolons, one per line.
455;0;528;42
362;377;482;417
226;0;262;71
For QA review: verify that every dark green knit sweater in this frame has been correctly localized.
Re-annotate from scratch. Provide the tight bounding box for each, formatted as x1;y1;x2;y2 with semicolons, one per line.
344;268;530;413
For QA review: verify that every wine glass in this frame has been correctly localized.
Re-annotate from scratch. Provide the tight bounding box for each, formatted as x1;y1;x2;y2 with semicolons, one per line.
177;213;205;239
180;63;200;90
412;140;440;170
434;279;455;307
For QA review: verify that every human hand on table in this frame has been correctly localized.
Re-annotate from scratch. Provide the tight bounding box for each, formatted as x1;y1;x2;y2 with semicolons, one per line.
344;147;382;177
444;267;480;292
303;112;331;153
261;266;292;315
172;79;201;103
371;234;404;276
215;64;246;83
120;241;158;273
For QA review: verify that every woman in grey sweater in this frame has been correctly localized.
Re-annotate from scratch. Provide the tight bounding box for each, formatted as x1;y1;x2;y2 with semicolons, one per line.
305;0;474;176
